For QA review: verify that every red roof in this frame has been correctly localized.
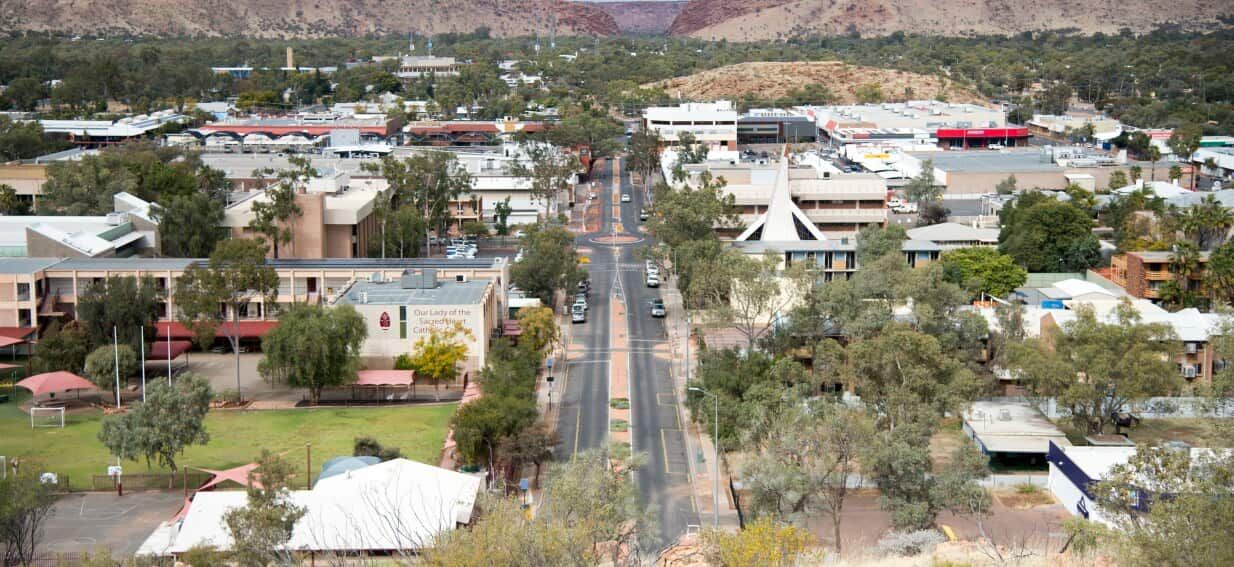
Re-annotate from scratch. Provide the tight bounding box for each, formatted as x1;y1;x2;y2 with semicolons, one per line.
148;340;194;360
446;123;498;132
354;370;415;386
935;127;1030;138
0;336;24;348
17;371;96;396
0;327;36;340
156;321;278;339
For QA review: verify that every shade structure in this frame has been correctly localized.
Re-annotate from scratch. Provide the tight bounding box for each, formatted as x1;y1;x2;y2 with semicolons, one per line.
354;370;415;387
196;463;262;491
17;371;97;396
0;336;24;348
148;340;193;361
0;362;20;370
157;321;278;340
315;456;380;486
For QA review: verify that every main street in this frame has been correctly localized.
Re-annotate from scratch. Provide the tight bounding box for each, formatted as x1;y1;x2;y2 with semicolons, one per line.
554;156;699;548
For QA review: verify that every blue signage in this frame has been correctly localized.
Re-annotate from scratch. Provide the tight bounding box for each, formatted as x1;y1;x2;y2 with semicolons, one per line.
1041;299;1065;309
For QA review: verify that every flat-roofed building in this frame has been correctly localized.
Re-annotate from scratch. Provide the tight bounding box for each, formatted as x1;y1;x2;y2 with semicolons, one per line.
643;101;738;150
38;110;185;148
963;400;1072;467
393;56;463;79
900;150;1182;198
0;192;158;259
805;101;1029;150
906;222;999;249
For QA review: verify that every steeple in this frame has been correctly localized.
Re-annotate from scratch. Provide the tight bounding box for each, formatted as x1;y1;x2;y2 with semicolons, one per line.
735;146;825;242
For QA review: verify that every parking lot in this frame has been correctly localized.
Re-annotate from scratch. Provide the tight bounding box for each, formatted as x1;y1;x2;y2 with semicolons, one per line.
41;491;185;558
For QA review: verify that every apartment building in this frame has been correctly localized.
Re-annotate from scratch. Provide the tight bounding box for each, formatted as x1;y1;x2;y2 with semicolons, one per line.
731;239;941;282
0;257;509;348
1109;250;1208;301
643;101;739;150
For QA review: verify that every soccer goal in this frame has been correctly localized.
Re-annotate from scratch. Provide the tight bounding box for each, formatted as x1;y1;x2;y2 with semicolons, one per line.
30;406;65;429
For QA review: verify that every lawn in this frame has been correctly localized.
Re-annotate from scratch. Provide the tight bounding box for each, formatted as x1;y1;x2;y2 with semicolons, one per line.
0;390;457;490
1126;418;1231;447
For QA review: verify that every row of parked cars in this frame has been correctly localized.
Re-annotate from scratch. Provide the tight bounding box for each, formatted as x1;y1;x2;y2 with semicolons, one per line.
572;279;591;323
445;238;478;259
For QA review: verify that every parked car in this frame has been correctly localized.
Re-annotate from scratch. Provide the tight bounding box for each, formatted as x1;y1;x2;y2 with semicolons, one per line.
621;194;632;202
578;280;591;294
573;295;588;311
892;202;919;214
650;298;666;318
571;304;586;323
639;209;649;221
646;274;660;288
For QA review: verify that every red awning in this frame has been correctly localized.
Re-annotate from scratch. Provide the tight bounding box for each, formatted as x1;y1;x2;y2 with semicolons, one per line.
0;336;24;348
196;463;262;491
148;340;193;360
0;363;20;370
157;321;278;339
354;370;415;387
0;327;35;341
17;371;97;396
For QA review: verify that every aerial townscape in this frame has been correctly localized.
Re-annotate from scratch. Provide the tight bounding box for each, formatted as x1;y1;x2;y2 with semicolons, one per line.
2;2;1234;566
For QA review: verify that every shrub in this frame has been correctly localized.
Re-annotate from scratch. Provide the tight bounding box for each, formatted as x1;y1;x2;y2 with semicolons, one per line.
876;529;946;557
1015;483;1041;495
609;398;630;409
610;419;629;432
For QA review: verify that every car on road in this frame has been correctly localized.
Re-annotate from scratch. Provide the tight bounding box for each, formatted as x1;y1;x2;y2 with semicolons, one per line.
573;295;588;311
649;298;666;318
639;208;649;221
646;273;660;287
621;194;632;202
892;202;919;214
578;279;591;294
571;304;586;323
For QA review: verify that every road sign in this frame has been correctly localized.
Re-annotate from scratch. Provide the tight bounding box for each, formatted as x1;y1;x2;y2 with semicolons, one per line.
107;465;122;477
519;478;529;491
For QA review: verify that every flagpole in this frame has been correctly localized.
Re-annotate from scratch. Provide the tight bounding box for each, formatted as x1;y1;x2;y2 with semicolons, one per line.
140;326;147;402
167;323;172;386
112;326;121;409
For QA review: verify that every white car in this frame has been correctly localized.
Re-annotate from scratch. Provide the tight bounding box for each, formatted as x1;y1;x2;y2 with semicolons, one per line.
571;305;586;323
646;274;660;288
621;194;632;203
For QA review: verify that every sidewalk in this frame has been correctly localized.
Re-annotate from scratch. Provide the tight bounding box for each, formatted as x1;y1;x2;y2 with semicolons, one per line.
664;285;741;533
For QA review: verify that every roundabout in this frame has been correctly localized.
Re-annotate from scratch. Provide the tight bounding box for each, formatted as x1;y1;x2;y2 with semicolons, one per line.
589;234;644;245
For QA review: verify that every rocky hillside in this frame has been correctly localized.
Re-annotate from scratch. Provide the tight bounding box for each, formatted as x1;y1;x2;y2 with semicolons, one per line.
3;0;620;38
668;0;1234;39
588;1;688;35
644;61;985;104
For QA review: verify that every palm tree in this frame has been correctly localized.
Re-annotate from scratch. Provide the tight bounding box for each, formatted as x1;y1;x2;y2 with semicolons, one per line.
1168;241;1202;309
1147;146;1162;182
1130;165;1143;183
1196;195;1234;249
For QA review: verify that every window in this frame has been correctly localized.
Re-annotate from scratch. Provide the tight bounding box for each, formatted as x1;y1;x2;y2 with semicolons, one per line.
399;322;407;339
16;283;29;301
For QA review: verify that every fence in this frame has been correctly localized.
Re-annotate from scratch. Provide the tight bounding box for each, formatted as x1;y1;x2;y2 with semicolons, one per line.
91;471;212;492
981;395;1234;419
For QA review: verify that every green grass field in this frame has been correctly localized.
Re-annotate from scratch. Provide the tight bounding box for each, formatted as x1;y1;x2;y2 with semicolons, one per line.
0;389;456;490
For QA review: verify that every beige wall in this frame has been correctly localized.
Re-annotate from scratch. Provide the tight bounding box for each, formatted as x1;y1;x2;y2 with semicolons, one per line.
944;163;1189;196
0;163;48;197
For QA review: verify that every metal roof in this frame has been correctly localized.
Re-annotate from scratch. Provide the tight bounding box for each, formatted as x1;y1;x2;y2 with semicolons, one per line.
51;258;199;271
0;258;66;274
912;151;1063;173
268;257;502;270
336;278;491;307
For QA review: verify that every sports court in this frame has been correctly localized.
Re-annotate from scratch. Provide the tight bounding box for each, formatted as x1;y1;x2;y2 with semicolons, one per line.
40;491;185;557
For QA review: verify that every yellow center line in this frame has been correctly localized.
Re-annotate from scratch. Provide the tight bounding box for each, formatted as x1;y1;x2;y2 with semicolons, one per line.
661;428;672;473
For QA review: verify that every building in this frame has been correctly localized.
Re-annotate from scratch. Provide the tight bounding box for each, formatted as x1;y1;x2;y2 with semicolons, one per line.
1027;114;1124;142
38;110;185;148
403;118;545;147
806;101;1029;150
333;269;496;368
899;150;1180;198
731;239;941;282
1109;250;1206;302
737;110;817;144
905;222;999;249
0;257;509;349
0;193;159;259
677;151;888;238
643;101;738;150
194;115;400;148
963;400;1072;467
1194;147;1234;178
0;148;98;207
392;56;463;79
144;458;482;558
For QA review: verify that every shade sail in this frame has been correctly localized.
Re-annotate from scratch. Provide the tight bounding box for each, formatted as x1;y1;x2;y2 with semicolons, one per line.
147;340;193;360
354;370;415;387
196;463;262;491
0;336;24;348
17;371;97;396
157;321;278;339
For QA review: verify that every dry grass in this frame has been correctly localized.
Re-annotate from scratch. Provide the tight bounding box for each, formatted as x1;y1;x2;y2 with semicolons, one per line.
1125;418;1231;447
643;61;984;105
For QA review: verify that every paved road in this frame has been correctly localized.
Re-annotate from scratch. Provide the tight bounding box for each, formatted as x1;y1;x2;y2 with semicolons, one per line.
553;157;698;548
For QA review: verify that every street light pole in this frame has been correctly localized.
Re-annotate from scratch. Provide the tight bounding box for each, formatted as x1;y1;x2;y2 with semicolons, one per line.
689;386;719;528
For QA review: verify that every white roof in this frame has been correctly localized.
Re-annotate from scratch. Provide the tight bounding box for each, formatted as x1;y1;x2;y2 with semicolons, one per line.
1050;278;1119;299
1113;180;1191;199
964;400;1071;454
1050;306;1224;343
166;458;481;554
905;222;999;244
1055;445;1138;478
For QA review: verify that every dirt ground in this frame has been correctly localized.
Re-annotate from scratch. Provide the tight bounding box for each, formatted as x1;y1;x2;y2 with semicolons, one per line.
806;491;1070;557
184;352;301;403
40;491;185;558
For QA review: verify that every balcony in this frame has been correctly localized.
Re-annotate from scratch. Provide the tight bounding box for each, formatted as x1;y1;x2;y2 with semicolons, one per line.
803;209;888;223
1144;270;1173;280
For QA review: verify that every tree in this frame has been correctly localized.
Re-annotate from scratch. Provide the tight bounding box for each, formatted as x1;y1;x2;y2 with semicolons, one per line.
542;109;622;162
0;117;50;161
674;131;710;166
1169;164;1183;184
223;450;306;567
410;322;474;401
741;402;873;553
450;394;538;470
863;421;938;530
932;443;994;549
30;320;91;375
994;174;1018;195
626;129;662;191
849;325;980;425
536;450;656;560
855;82;885;103
38;155;138;215
175;238;280;402
461;219;489;238
646;174;738;250
1095;445;1234;567
1129;165;1143;183
1108;170;1129;191
510;222;587;305
250;157;308;259
917;202;949;226
710;252;796;352
700;517;813;567
940;247;1028;298
998;192;1097;272
363;151;472;254
509;144;579;217
0;77;47;111
0;468;58;567
152;192;224;257
496;422;557;487
75;275;164;350
1008;303;1180;434
258;303;367;404
353;437;402;461
0;184;29;215
97;373;212;482
493;197;513;236
1204;240;1234;304
1146;145;1162;182
516;306;558;355
904;159;942;205
83;344;139;405
856;224;907;265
